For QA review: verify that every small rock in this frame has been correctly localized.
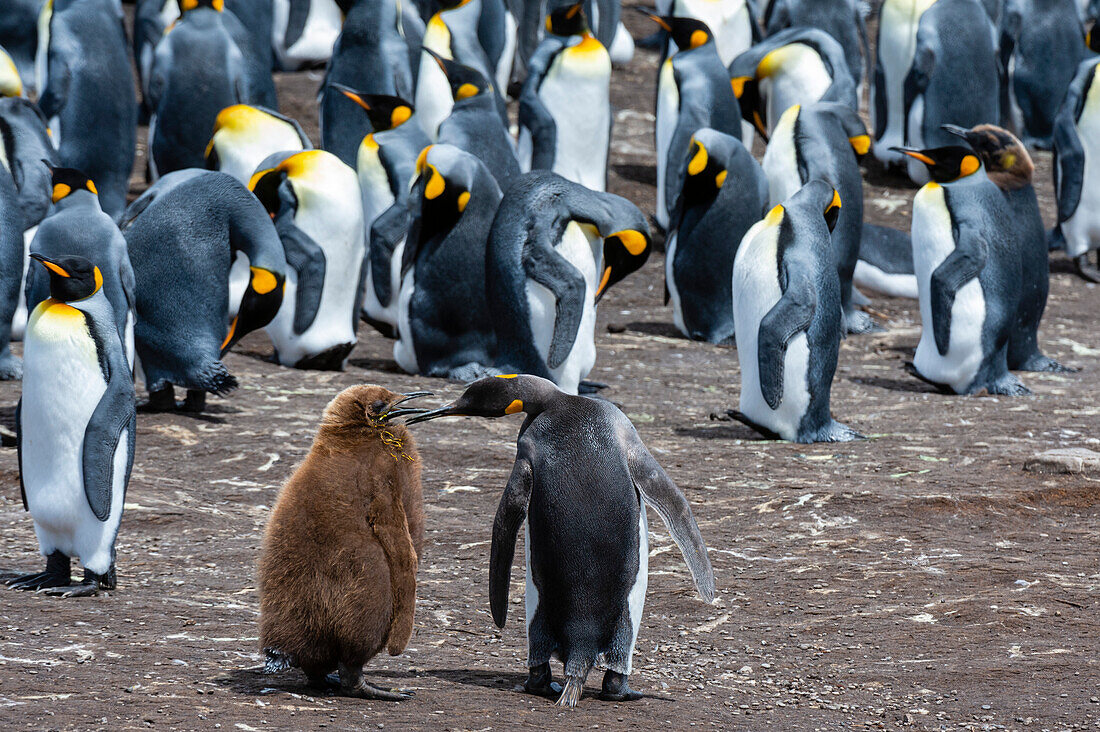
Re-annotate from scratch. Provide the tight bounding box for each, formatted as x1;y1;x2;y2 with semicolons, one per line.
738;665;753;675
1024;448;1100;477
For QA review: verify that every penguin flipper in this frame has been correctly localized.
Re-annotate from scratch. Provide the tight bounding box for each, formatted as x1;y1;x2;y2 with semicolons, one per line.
757;271;816;411
1053;79;1086;222
82;354;136;523
489;456;533;629
37;55;70;121
518;43;559;171
16;398;26;512
626;442;715;604
369;203;408;308
901;36;934;132
525;244;586;371
278;220;327;336
929;235;987;357
366;482;418;656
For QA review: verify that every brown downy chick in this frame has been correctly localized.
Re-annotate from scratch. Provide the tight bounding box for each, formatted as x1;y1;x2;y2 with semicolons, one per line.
258;385;430;700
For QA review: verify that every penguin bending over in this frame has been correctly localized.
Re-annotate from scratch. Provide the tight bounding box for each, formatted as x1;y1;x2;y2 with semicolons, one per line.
517;2;612;192
406;374;715;708
762;102;875;333
1052;56;1100;282
7;253;135;597
665;0;757;67
121;170;286;412
666;128;769;344
895;145;1029;395
731;181;863;442
394;144;501;380
486;172;650;394
205;105;311;184
249;150;366;371
763;0;869;87
853;224;918;299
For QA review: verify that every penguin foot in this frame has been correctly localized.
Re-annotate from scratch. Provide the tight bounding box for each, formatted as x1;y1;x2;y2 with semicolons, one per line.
1014;354;1078;373
555;677;584;708
1074;253;1100;283
725;410;784;441
0;353;22;380
7;551;70;591
39;580;99;598
181;390;208;413
800;420;866;443
360;313;397;339
599;671;643;702
343;680;413;701
523;663;562;698
844;309;883;335
139;385;178;413
984;375;1031;397
578;380;609;394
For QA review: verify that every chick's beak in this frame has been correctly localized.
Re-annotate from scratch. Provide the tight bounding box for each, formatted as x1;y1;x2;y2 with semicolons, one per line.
403;402;463;425
380;391;434;421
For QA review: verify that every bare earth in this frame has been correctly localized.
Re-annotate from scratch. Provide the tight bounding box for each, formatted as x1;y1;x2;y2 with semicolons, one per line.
1;9;1098;731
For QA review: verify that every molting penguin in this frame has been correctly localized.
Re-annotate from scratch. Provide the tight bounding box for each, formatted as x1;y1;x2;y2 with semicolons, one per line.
259;385;429;699
517;2;612;192
647;14;742;231
8;253;135;597
272;0;342;70
36;0;135;219
486;172;650;394
0;148;21;379
1051;55;1100;282
895;144;1029;395
406;374;715;708
249;150;366;371
394;144;501;380
121;170;286;412
762;102;875;333
666;128;769;344
205;105;311;184
762;0;869;87
731;180;863;442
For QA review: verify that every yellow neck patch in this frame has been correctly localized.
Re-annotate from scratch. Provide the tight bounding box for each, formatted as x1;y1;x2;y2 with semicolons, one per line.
730;76;750;98
391;105;412;127
848;135;871;156
689;29;708;48
457;191;470;212
610;229;647;256
455;83;479;101
687;143;708;176
51;183;71;203
715;169;727;187
495;373;518;379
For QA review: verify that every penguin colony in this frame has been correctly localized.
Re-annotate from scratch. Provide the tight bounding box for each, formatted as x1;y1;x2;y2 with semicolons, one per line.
0;0;1093;711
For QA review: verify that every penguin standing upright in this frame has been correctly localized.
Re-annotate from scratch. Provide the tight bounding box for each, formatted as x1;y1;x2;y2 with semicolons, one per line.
666;128;769;344
486;172;650;394
394;144;501;380
249;150;366;371
763;0;869;87
647;14;742;231
895;145;1029;395
517;2;612;192
205;105;311;184
762;102;875;333
36;0;135;219
1052;55;1100;281
731;180;863;443
272;0;343;70
7;253;135;598
121;170;286;412
406;374;715;708
0;145;22;379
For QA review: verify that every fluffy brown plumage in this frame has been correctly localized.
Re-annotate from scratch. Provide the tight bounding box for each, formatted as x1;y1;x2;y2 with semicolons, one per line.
258;385;425;700
965;124;1034;190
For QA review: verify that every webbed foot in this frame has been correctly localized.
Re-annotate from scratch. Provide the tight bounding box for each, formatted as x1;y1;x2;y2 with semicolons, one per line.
7;551;70;591
1014;354;1077;373
984;374;1031;396
524;662;563;698
1075;253;1100;283
599;671;643;702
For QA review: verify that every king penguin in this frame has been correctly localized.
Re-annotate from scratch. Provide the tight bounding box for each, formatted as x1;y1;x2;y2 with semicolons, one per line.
36;0;135;219
731;180;863;443
666;128;769;344
205;105;312;184
762;0;869;88
0;45;22;98
8;253;135;598
0;145;22;379
517;2;612;192
666;0;757;67
1051;55;1100;282
121;170;286;412
762;102;875;333
405;374;715;708
394;144;502;380
249;150;366;371
647;14;742;231
272;0;343;70
894;144;1029;395
486;172;650;394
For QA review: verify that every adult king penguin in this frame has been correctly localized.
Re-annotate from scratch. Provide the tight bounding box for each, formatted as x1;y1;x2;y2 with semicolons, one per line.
762;0;869;88
731;181;863;442
0;146;21;379
249;151;366;371
205;105;312;184
895;144;1029;395
517;2;612;192
666;128;769;344
665;0;757;67
1052;55;1100;282
272;0;343;70
8;253;135;597
407;374;715;707
486;172;650;394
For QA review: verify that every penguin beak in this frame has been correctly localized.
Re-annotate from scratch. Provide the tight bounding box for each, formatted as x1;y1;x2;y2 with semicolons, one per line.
30;253;71;278
404;402;464;425
635;7;671;31
941;124;976;148
380;391;434;421
891;147;936;167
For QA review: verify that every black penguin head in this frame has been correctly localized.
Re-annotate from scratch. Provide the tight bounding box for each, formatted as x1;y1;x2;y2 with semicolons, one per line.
332;84;414;131
679;135;729;207
436;0;472;9
406;375;559;424
597;226;651;302
410;144;475;243
178;0;224;12
823;188;841;233
639;11;713;51
546;1;589;36
892;145;982;184
941;123;1032;189
46;162;97;204
730;76;767;139
1089;23;1100;54
249;162;294;218
31;253;102;303
424;49;490;102
222;265;285;354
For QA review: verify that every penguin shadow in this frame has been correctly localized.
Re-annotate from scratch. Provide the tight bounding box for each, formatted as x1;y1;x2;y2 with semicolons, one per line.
1049;256;1079;276
674;419;768;441
849;367;946;395
346;357;406;375
419;668;677;704
607;321;691;341
611;163;656;187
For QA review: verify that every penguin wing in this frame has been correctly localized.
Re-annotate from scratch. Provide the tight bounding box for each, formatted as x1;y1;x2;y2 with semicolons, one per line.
82;328;136;522
929;231;987;357
16;397;26;512
489;456;533;628
524;240;587;370
626;439;716;603
277;218;327;336
901;31;935;130
518;42;560;171
369;203;407;308
366;480;419;656
757;269;817;411
1053;69;1089;222
37;53;70;120
254;105;313;149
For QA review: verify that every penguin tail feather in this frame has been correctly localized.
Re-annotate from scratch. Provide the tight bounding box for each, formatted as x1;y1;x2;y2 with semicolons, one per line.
262;648;295;674
194;361;239;396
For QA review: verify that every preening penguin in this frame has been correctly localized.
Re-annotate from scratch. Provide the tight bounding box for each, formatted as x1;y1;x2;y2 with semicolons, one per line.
121;170;286;412
394;144;502;380
259;385;429;699
486;172;650;394
205;105;311;184
517;2;612;192
665;0;757;67
895;145;1029;395
406;374;715;708
249;150;366;371
1052;56;1100;282
271;0;342;70
731;181;863;443
8;253;135;597
666;128;769;344
762;0;869;87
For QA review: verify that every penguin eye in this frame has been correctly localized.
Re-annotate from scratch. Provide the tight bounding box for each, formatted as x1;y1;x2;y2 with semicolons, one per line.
369;400;388;415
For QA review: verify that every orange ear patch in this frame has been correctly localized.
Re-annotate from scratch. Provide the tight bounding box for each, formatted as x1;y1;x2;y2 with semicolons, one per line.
504;399;524;414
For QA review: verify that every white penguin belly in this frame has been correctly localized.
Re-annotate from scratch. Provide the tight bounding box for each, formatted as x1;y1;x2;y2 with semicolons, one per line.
732;218;812;441
495;11;518;92
762;58;831;134
618;501;648;675
655;59;679;230
1062;81;1100;258
911;184;985;392
357;141;397;230
394;269;419;374
10;226;34;340
762;106;802;205
665;231;688;337
608;21;635;65
524;222;599;394
540;40;611;192
217;130;306;184
21;303;126;574
873;0;938;165
417;24;456;140
227;253;251;319
275;0;341;68
363;236;406;330
853;260;919;299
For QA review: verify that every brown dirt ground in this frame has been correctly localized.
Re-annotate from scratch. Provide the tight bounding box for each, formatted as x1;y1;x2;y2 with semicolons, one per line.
1;7;1099;731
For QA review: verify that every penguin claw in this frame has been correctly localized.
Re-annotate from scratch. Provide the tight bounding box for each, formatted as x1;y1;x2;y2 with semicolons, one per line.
7;572;69;591
344;680;412;701
1015;355;1078;374
39;581;99;598
1074;253;1100;283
